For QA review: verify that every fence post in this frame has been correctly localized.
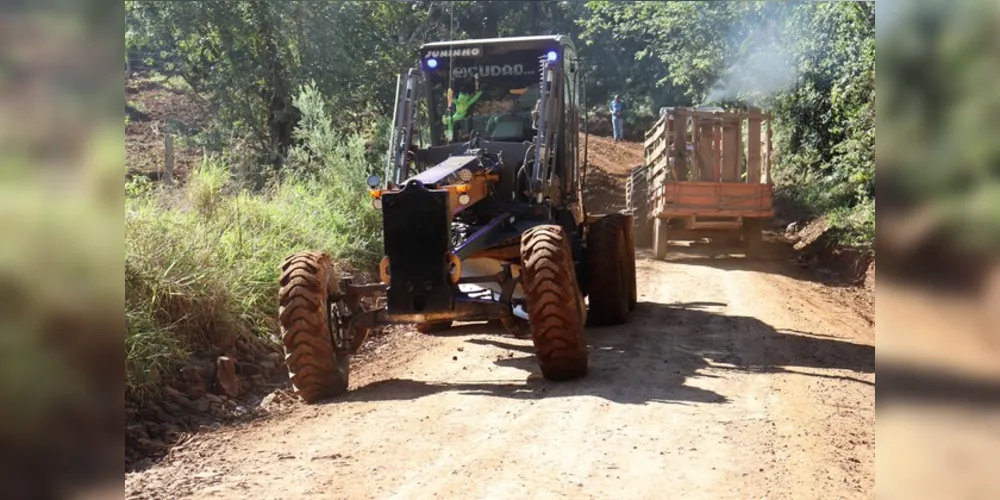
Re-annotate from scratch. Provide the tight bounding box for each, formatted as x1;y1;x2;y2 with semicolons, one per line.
164;134;174;185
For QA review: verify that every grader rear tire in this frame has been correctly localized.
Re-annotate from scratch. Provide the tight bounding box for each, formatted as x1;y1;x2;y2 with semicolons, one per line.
520;225;589;381
278;251;349;403
605;214;637;311
587;217;630;325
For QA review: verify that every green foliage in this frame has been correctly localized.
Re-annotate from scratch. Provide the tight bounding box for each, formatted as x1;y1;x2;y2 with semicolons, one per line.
125;85;382;399
579;1;874;246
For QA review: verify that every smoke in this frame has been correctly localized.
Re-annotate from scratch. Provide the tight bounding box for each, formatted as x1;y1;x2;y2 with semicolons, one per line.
702;39;797;106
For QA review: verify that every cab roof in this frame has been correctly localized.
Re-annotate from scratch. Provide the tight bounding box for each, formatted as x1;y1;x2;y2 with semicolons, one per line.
420;35;574;51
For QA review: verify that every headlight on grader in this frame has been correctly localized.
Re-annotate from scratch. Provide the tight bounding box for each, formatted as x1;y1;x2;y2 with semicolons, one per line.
372;198;383;210
458;193;471;206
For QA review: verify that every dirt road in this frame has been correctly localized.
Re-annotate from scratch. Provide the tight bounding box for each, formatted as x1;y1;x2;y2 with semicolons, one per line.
126;243;875;499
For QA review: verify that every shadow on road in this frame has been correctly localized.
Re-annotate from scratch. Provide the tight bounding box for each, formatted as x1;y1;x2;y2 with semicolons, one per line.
336;300;874;407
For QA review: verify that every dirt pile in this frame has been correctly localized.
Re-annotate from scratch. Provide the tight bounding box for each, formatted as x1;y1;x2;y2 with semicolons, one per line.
585;114;656;142
581;134;645;214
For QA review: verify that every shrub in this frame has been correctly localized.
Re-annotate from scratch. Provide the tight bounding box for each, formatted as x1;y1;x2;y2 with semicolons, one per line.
125;84;383;400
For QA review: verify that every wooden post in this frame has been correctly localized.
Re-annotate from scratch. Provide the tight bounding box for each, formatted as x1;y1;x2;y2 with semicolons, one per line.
698;118;715;182
714;119;723;182
673;107;688;181
747;109;762;184
736;115;747;182
765;114;773;184
721;117;740;182
690;116;699;181
164;134;174;185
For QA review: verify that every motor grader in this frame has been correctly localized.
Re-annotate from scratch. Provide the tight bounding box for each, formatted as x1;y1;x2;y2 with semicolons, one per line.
278;35;636;403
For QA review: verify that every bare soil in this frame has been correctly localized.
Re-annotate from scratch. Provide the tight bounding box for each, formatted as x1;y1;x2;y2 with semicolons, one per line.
126;243;875;499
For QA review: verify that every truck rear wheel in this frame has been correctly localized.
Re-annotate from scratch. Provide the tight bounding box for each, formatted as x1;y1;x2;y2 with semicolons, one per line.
278;251;349;403
588;216;632;323
743;218;764;259
653;218;669;260
520;225;589;381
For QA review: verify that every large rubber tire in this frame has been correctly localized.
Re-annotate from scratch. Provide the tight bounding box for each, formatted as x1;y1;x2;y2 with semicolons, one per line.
586;217;630;326
278;251;349;403
520;225;589;381
600;214;637;311
653;218;669;260
742;218;764;259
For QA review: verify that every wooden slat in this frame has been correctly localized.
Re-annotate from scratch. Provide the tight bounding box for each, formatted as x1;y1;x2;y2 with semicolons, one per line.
747;109;762;184
721;117;740;182
697;119;715;182
714;122;723;182
764;114;773;185
644;117;666;148
672;107;688;181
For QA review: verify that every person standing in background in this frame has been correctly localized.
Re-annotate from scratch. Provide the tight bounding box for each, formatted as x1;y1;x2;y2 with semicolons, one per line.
609;94;626;141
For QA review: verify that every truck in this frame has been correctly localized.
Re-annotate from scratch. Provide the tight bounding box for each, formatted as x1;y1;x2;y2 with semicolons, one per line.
278;35;637;403
628;106;774;258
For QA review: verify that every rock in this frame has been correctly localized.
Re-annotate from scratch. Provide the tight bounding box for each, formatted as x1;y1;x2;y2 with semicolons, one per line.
259;359;277;374
188;397;210;414
181;366;207;398
204;393;223;405
786;221;800;234
260;392;279;408
237;362;261;377
138;406;160;422
162;401;185;416
154;406;173;423
138;438;166;454
164;386;185;401
215;356;241;398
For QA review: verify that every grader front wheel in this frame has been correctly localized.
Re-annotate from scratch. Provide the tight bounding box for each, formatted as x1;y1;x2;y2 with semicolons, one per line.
520;225;589;381
278;251;350;403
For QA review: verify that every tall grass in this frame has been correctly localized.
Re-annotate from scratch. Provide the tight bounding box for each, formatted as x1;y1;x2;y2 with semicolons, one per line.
125;84;383;400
